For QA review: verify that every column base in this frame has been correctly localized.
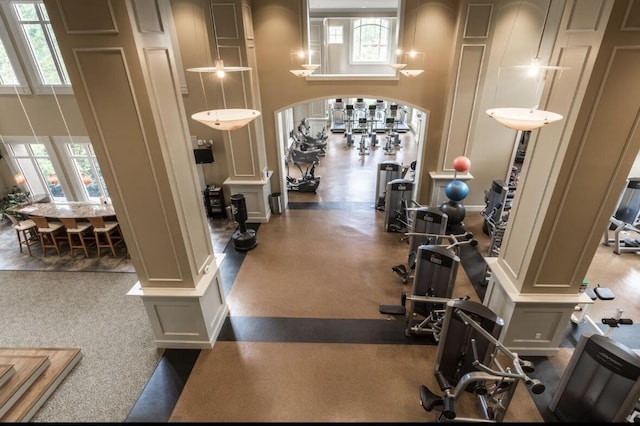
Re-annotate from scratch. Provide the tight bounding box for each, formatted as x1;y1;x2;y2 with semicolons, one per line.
484;258;594;356
127;255;228;349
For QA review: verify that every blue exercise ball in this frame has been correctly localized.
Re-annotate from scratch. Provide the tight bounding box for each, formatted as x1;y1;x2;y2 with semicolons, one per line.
439;200;466;225
445;180;469;202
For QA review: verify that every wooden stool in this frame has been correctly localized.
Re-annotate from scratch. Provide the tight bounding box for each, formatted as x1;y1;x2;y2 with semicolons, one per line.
88;216;124;257
5;213;39;256
30;216;65;257
59;217;93;258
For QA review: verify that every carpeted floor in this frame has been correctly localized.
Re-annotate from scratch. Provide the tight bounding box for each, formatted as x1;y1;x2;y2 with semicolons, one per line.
0;270;159;422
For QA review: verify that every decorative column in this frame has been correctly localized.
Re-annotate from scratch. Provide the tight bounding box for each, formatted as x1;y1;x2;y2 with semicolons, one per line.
484;0;640;355
45;0;228;349
209;0;272;222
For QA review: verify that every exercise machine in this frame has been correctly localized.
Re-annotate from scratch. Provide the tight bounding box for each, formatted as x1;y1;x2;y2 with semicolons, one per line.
373;100;387;133
357;117;369;156
391;206;448;284
603;177;640;254
330;98;346;133
286;144;321;193
353;98;367;133
344;104;354;147
383;178;419;233
549;333;640;422
419;299;545;422
383;117;399;155
379;243;462;339
375;161;403;210
297;118;327;154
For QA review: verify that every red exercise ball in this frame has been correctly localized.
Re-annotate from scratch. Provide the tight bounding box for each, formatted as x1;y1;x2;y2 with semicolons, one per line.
453;156;471;172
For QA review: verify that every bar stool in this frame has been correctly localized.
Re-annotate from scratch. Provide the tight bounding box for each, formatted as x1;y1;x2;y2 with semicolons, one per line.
87;216;124;257
30;216;65;257
5;213;40;256
59;217;93;258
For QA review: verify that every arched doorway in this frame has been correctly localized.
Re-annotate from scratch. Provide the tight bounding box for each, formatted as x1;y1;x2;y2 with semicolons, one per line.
275;96;428;211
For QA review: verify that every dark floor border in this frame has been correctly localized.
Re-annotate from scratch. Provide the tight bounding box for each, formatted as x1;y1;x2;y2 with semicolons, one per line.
127;212;639;423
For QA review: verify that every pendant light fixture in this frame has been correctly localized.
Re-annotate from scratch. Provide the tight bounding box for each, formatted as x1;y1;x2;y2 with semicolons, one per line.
188;2;260;131
390;0;424;77
290;2;319;77
486;1;564;131
486;107;563;131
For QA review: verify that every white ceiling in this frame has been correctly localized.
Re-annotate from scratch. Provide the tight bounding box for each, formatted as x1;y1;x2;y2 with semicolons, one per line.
308;0;399;11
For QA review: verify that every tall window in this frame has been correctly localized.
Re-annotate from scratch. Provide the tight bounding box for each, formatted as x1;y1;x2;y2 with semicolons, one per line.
9;0;69;86
0;38;19;85
5;139;66;202
64;142;109;202
352;18;390;63
327;25;343;44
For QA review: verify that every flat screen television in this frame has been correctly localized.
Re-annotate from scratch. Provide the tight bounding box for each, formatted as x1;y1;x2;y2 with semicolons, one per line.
193;148;214;164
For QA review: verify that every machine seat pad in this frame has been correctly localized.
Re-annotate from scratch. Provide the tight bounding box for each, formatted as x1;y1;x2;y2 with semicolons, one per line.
419;384;443;412
379;304;406;316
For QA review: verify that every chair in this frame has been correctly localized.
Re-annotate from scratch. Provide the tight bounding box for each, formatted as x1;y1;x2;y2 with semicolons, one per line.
5;213;39;256
87;216;124;257
29;216;65;257
59;217;93;258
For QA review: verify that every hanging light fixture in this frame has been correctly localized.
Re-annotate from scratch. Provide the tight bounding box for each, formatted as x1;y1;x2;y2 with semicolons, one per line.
487;1;565;131
290;3;319;77
486;107;563;131
187;3;260;131
390;0;424;77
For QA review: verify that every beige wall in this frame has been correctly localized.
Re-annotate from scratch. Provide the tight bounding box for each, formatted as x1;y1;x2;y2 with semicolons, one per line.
0;0;585;211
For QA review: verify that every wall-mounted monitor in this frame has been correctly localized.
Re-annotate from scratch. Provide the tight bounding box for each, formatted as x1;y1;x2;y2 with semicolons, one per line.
194;148;214;164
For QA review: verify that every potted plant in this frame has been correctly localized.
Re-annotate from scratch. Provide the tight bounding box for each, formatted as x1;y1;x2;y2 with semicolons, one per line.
0;186;31;224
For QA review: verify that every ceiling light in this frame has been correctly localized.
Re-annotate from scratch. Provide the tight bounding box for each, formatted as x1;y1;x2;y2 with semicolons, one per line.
388;63;407;70
400;69;424;78
290;69;314;77
486;108;563;131
191;109;261;132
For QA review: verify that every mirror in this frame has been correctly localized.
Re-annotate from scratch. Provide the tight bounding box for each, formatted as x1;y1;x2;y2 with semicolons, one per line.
304;0;402;78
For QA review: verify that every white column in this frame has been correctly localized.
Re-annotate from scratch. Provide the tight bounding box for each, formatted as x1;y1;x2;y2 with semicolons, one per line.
45;0;228;348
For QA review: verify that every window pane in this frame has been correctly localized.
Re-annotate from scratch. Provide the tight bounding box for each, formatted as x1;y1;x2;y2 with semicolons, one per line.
30;143;47;155
14;3;37;20
16;158;46;196
9;143;29;156
12;0;69;86
0;38;19;85
22;23;60;84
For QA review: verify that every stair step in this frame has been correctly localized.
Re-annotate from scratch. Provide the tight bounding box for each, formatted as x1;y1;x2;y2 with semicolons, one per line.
0;364;16;388
0;355;50;419
0;348;82;422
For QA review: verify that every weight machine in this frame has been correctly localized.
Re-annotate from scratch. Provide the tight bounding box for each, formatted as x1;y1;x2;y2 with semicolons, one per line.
603;177;640;254
549;333;640;422
379;244;462;339
375;161;403;210
419;299;545;422
383;178;419;233
390;207;449;284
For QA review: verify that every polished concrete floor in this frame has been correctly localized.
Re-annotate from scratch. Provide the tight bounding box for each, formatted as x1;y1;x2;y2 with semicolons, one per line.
135;129;638;422
2;127;639;422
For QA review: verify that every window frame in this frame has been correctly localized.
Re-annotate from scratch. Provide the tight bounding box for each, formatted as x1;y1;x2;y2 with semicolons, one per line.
0;0;72;94
0;8;30;94
350;17;391;64
54;136;110;203
1;135;70;202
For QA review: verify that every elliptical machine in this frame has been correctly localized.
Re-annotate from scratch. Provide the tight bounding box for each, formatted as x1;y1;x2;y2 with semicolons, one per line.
286;144;321;194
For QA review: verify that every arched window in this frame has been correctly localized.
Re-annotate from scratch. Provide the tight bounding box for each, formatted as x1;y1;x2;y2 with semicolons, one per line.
352;18;390;63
